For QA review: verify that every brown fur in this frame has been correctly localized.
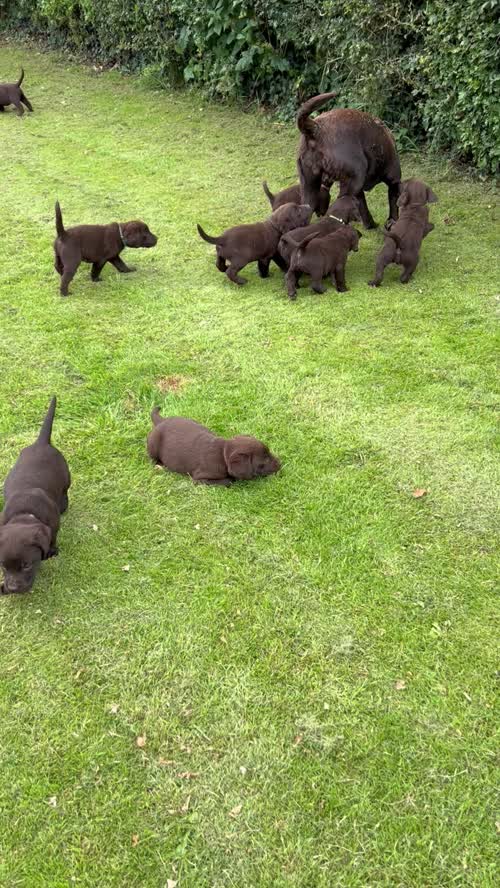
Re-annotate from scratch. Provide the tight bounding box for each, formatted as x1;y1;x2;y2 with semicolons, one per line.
263;180;330;216
296;92;401;228
0;68;33;116
368;178;437;287
278;194;361;267
285;225;361;300
197;202;312;285
0;398;70;595
147;411;281;486
53;202;158;296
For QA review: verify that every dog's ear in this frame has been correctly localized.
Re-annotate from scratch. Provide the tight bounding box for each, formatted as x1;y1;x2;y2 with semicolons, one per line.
31;524;52;559
224;443;253;480
397;190;409;208
426;186;438;204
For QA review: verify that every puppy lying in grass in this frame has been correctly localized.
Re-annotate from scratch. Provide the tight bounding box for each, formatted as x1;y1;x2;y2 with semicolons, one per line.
197;202;312;285
0;68;33;116
147;411;281;486
53;201;158;297
278;194;361;267
369;178;437;287
0;397;70;595
285;225;361;299
262;180;330;216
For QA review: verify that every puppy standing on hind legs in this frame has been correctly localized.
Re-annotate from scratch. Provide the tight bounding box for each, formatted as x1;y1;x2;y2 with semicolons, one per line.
53;201;158;296
369;179;437;287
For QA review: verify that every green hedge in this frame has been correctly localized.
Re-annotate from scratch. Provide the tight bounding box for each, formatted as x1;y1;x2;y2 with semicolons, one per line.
1;0;498;172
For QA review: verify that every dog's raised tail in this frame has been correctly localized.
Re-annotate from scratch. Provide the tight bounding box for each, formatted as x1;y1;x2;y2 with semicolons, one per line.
37;397;57;445
297;91;337;138
262;181;275;206
197;223;220;245
55;201;65;238
151;407;163;427
17;68;25;87
385;230;402;249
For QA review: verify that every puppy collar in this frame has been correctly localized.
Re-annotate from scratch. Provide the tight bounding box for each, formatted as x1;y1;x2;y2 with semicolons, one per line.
328;214;345;224
118;224;128;247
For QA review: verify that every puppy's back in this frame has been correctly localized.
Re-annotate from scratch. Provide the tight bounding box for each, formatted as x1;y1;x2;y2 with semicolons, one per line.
147;417;217;474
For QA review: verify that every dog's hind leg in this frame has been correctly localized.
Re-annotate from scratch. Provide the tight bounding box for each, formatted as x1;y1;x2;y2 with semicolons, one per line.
54;254;63;276
216;249;227;272
369;247;393;287
285;269;299;300
258;259;271;278
60;264;78;297
21;92;33;112
110;256;135;273
226;264;247;285
356;190;377;229
12;100;25;117
311;277;327;294
400;257;418;284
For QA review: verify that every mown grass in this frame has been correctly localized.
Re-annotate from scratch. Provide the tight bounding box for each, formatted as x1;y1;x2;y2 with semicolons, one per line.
0;40;499;888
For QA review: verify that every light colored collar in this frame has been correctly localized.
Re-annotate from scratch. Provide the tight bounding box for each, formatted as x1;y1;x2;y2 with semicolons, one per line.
118;224;128;247
328;214;345;224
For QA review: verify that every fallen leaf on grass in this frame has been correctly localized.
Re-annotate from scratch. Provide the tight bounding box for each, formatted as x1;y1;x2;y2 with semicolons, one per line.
293;734;303;746
180;795;191;814
158;757;175;766
156;374;188;394
166;880;178;888
229;803;242;818
136;735;146;748
122;564;130;572
48;796;57;807
92;524;98;532
109;703;119;714
131;834;139;847
462;691;472;703
412;488;428;499
495;821;500;834
395;679;407;691
178;771;199;780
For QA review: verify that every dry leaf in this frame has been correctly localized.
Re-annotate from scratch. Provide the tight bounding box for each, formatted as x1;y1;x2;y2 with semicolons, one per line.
136;735;146;748
48;796;57;807
74;668;84;680
395;679;407;691
293;734;303;746
131;834;139;847
412;488;427;499
109;703;119;714
178;771;198;780
122;564;130;572
92;524;98;532
495;821;500;834
180;795;191;814
229;803;242;818
166;880;178;888
158;758;175;766
239;766;247;776
462;691;472;703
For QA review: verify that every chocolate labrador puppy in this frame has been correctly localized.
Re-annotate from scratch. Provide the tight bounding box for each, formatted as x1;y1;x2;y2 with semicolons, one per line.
147;410;281;486
197;201;312;285
278;194;361;267
54;201;158;296
0;69;33;116
368;179;437;287
263;180;330;216
0;397;70;595
285;225;361;299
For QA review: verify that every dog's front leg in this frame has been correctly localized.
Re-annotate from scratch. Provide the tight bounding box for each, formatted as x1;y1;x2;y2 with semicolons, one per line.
110;256;135;273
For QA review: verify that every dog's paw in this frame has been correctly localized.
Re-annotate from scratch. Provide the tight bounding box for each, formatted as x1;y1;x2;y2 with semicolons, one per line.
368;280;380;288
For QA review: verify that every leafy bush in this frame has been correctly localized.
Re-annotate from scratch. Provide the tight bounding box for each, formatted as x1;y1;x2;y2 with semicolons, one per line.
1;0;498;172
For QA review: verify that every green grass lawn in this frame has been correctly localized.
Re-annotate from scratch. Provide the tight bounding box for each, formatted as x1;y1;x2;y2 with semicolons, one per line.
0;40;499;887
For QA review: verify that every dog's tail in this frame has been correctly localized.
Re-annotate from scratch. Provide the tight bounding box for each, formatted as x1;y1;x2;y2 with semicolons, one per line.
55;201;65;238
17;68;25;87
292;230;321;250
151;407;163;427
37;397;57;445
197;223;220;245
262;181;275;206
297;91;337;138
385;230;402;249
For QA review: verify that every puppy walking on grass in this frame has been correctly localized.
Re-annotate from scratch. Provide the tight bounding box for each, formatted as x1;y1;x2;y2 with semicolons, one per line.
0;68;33;116
53;201;158;297
197;202;312;285
285;225;361;300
